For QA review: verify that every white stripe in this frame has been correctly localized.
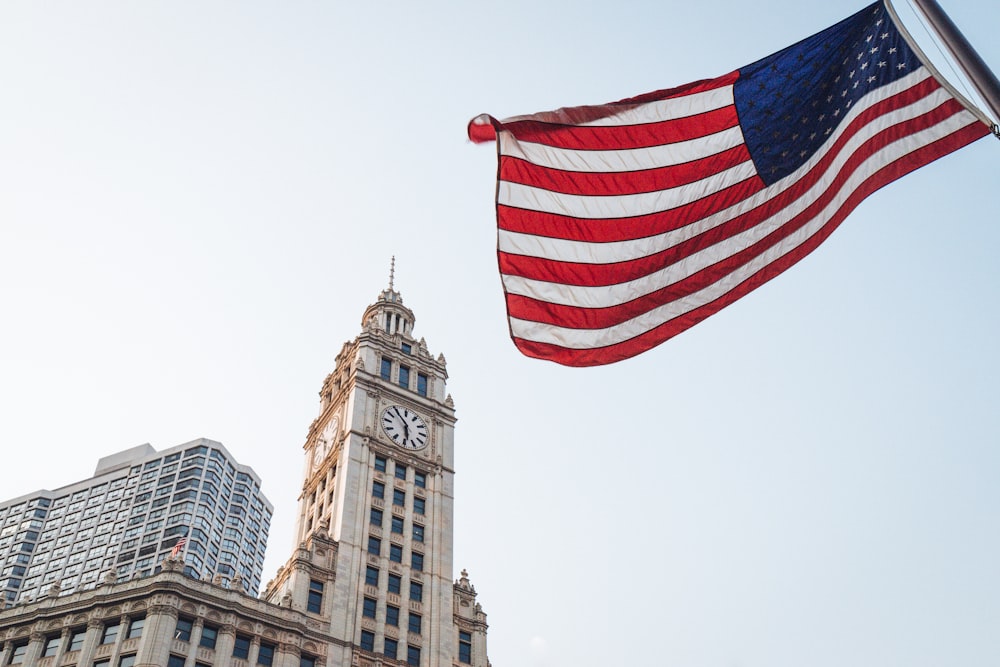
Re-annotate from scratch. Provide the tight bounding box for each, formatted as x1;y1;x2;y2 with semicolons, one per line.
508;108;980;349
497;84;735;128
499;69;938;266
499;160;757;220
500;124;745;173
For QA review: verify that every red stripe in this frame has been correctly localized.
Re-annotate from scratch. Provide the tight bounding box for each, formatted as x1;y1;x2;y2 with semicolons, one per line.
499;144;751;196
506;97;976;326
499;106;738;151
508;121;987;366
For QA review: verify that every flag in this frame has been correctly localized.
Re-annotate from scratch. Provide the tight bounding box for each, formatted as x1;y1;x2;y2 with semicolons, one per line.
468;1;991;367
170;536;187;558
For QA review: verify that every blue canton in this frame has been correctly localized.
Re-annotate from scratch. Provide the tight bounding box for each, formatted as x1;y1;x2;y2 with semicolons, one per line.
734;2;923;185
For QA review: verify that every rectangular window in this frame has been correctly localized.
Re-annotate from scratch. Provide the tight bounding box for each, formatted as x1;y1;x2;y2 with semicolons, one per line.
410;581;423;602
386;604;400;627
126;616;145;639
417;373;428;397
389;544;403;563
408;613;422;634
258;643;276;666
411;552;424;571
459;631;472;664
119;656;136;667
199;626;218;649
407;644;421;666
365;566;379;587
69;629;86;652
412;524;424;542
380;358;392;381
233;635;251;659
394;464;407;481
401;343;412;354
8;643;27;665
398;365;410;389
363;597;377;618
388;573;402;595
383;637;398;660
300;657;317;667
168;656;186;667
102;622;121;644
308;579;324;613
392;489;405;507
370;508;383;526
372;482;385;499
391;516;404;534
374;456;387;473
360;630;375;652
413;472;426;488
42;636;61;657
174;618;193;642
367;536;382;556
413;497;425;515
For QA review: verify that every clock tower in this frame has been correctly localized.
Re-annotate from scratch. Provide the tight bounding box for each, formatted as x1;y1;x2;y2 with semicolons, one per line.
263;273;490;667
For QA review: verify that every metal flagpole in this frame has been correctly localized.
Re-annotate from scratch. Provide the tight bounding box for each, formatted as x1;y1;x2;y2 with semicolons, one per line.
904;0;1000;131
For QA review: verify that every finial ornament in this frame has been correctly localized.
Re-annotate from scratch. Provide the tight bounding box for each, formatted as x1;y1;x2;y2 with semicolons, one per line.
389;256;396;291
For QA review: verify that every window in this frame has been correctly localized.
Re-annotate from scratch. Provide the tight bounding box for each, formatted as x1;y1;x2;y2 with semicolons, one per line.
126;616;145;639
407;644;421;666
233;635;252;659
414;471;426;488
360;630;375;652
258;643;276;666
389;544;403;563
380;358;392;381
411;551;424;571
374;456;387;473
388;573;402;595
393;489;405;507
365;566;379;586
412;524;424;542
93;661;110;667
69;629;86;652
413;497;425;515
300;657;317;667
42;636;61;657
401;342;412;354
370;508;383;526
384;637;398;659
168;656;186;667
363;596;377;618
459;631;472;664
417;373;428;397
394;464;407;481
102;622;121;644
408;613;422;634
391;516;404;534
367;536;382;556
199;625;218;649
410;581;423;602
174;618;193;641
119;655;136;667
308;579;324;613
8;642;27;665
386;604;400;626
372;482;385;499
398;365;410;389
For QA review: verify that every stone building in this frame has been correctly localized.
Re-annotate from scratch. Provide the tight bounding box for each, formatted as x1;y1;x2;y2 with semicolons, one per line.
0;278;491;667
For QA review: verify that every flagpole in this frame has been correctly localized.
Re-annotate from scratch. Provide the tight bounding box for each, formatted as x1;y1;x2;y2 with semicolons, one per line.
904;0;1000;130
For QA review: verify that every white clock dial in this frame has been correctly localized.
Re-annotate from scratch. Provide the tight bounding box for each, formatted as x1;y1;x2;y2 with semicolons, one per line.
313;416;339;470
380;405;428;450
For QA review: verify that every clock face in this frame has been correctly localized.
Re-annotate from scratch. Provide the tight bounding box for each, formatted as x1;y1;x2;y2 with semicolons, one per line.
380;405;428;450
313;416;339;470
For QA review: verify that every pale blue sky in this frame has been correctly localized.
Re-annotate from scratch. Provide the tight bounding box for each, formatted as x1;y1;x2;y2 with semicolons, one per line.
1;2;998;666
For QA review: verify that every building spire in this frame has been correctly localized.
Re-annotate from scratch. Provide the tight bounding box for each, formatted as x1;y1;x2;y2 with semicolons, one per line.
389;256;396;291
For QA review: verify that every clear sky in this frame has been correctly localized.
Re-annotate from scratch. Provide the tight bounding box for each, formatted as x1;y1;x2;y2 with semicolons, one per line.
1;1;998;666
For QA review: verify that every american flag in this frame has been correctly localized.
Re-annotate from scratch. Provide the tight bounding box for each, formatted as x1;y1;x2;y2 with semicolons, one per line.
170;536;187;558
468;1;990;367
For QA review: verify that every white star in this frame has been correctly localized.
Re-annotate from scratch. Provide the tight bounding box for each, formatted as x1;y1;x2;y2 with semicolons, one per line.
868;75;877;83
897;62;907;69
889;47;897;54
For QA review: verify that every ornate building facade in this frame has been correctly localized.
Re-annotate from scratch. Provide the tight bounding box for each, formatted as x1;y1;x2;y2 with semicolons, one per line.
0;280;491;667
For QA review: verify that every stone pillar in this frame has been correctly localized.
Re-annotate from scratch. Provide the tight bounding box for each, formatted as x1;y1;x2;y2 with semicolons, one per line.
247;636;260;665
136;604;178;667
77;619;105;665
0;641;13;666
183;619;205;667
52;627;72;664
277;642;301;667
22;631;46;665
215;624;237;664
108;615;129;667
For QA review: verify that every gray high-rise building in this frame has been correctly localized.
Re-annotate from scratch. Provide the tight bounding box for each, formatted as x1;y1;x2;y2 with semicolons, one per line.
0;439;273;605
